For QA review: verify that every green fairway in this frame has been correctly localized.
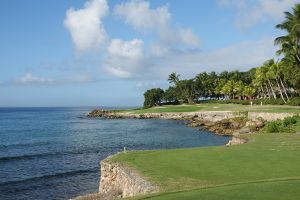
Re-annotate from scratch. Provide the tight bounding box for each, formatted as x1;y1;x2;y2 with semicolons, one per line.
112;133;300;199
129;179;300;200
130;104;300;114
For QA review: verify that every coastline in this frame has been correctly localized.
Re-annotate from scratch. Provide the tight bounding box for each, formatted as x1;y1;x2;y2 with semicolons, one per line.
87;109;295;136
74;109;298;200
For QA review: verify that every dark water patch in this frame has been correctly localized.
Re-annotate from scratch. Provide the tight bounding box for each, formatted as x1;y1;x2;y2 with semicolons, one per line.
0;168;98;186
0;168;99;200
0;141;55;150
0;146;120;163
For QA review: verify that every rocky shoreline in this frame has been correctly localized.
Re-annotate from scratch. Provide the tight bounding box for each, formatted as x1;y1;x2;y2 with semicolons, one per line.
87;109;269;136
74;109;296;200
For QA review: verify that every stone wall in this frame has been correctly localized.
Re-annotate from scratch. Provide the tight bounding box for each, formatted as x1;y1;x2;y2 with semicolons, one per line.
248;112;296;121
88;110;244;122
99;158;159;199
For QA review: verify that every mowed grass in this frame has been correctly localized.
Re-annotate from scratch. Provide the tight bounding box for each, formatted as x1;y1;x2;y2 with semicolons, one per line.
111;133;300;199
129;103;300;114
129;179;300;200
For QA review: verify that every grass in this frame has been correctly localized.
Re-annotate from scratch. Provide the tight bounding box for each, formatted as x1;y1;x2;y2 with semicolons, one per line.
111;132;300;200
126;103;300;114
110;105;300;199
129;179;300;200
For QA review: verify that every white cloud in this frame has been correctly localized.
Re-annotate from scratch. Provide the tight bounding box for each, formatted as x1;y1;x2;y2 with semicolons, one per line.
178;28;201;47
114;0;170;31
132;38;277;80
61;0;276;82
217;0;246;7
217;0;298;29
114;0;200;48
104;39;144;78
108;39;144;58
64;0;109;52
104;37;277;80
150;44;169;57
136;80;168;89
2;73;96;86
6;73;54;85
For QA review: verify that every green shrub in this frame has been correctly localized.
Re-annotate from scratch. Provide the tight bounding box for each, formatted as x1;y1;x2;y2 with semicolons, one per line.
283;116;299;127
264;121;281;133
288;97;300;106
261;115;300;133
200;98;300;106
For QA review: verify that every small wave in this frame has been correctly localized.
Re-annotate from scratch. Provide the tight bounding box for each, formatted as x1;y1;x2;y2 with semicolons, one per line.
77;116;86;119
0;152;60;162
0;167;98;186
0;147;117;162
0;141;54;150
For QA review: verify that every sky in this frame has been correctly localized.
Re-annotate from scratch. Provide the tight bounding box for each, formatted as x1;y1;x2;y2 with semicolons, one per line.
0;0;298;107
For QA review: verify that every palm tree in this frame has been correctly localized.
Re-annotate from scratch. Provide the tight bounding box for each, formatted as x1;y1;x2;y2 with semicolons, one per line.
168;72;180;85
276;61;290;101
221;80;239;99
177;79;196;104
265;59;287;102
243;86;256;100
255;65;275;99
263;60;277;99
275;4;300;67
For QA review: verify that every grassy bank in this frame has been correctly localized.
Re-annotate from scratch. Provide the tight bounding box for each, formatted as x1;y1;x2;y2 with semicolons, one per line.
128;103;300;114
111;132;300;199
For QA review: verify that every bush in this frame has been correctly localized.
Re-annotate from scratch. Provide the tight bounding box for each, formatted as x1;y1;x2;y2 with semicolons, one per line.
261;116;300;133
288;97;300;106
264;121;281;133
200;98;300;106
283;116;298;127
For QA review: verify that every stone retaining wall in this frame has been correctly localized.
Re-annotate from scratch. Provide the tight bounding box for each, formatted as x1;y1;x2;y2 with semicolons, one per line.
248;112;296;121
99;159;159;199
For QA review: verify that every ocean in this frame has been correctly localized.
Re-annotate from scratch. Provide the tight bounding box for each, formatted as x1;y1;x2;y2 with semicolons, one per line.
0;107;229;200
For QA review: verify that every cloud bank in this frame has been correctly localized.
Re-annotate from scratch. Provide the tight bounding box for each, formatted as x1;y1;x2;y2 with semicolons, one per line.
2;73;96;86
62;0;279;82
64;0;109;52
114;0;200;47
217;0;298;29
104;39;144;78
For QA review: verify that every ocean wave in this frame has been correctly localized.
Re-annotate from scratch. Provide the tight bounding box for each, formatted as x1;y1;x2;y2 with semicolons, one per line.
0;141;54;150
0;152;60;162
0;167;98;186
0;146;117;162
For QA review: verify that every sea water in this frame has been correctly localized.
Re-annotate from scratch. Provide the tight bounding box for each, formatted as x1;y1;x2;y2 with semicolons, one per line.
0;107;229;200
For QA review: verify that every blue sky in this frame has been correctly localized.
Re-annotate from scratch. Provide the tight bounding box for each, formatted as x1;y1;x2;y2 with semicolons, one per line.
0;0;297;107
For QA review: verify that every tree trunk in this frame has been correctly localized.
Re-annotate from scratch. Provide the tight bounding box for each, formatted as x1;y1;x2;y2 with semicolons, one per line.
267;79;277;99
295;37;300;64
260;86;266;98
187;97;194;104
265;84;271;99
279;77;290;101
276;78;286;103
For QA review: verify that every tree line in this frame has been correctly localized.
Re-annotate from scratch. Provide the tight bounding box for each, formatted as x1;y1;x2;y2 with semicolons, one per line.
144;4;300;108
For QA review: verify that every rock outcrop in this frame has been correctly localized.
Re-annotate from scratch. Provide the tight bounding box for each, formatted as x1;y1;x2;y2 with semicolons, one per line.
87;109;245;122
99;158;158;199
200;117;248;136
72;158;158;200
226;136;247;146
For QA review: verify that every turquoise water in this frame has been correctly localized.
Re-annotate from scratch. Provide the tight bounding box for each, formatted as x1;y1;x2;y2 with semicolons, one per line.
0;107;229;200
